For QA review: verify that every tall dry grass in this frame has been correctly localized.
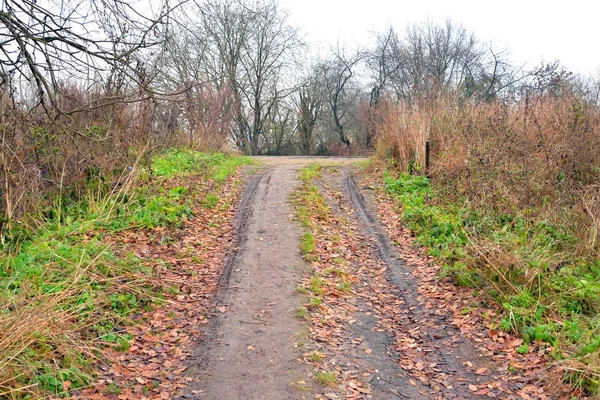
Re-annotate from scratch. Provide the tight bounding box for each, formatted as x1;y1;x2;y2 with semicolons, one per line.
375;95;600;250
0;83;235;396
0;245;165;398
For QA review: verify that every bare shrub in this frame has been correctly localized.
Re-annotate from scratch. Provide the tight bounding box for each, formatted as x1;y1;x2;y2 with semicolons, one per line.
374;93;600;390
579;185;600;251
187;84;234;152
0;87;135;227
0;80;234;235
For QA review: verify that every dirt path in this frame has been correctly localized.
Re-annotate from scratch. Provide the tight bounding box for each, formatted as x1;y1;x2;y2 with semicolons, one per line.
181;157;552;400
182;164;308;399
182;158;360;399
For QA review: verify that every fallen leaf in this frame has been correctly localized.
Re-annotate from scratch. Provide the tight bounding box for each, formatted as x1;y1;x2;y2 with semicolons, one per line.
475;367;488;375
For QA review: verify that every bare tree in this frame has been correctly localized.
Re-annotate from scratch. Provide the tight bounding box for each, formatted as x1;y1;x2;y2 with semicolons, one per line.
263;94;296;155
365;20;530;105
365;27;404;147
323;47;363;147
296;63;325;154
367;27;404;107
239;1;301;154
189;0;251;150
154;22;209;92
0;0;180;115
188;0;300;154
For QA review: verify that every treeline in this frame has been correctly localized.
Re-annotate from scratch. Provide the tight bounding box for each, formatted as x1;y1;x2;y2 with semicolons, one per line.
1;0;600;228
157;1;600;155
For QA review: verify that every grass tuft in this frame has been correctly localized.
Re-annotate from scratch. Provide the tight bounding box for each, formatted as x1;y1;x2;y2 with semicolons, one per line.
314;370;337;386
300;232;316;256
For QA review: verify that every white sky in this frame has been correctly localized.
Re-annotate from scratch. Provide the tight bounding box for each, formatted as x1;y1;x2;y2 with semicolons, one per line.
281;0;600;76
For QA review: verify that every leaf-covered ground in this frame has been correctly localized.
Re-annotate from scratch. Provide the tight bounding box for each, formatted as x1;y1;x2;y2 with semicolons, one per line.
292;164;573;399
73;168;246;399
366;170;576;399
80;159;573;399
0;150;249;399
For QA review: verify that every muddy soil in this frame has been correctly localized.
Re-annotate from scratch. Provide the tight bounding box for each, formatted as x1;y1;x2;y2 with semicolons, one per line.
182;158;363;399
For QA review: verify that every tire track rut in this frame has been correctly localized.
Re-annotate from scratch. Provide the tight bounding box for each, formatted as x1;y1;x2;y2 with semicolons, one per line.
341;169;497;398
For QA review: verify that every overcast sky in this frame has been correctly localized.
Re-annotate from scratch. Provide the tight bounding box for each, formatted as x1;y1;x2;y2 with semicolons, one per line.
280;0;599;76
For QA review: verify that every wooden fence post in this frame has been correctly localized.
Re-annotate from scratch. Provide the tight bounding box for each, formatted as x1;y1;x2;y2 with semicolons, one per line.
425;140;431;177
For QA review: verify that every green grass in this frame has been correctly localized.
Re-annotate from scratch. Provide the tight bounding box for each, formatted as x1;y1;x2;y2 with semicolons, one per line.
0;207;153;396
293;165;361;389
336;279;352;292
202;193;219;209
296;285;308;294
294;187;329;229
309;276;325;295
301;232;316;256
296;306;309;319
300;164;321;182
292;166;331;240
383;170;600;393
309;296;322;307
0;149;249;398
323;267;347;276
314;370;337;386
151;150;252;179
